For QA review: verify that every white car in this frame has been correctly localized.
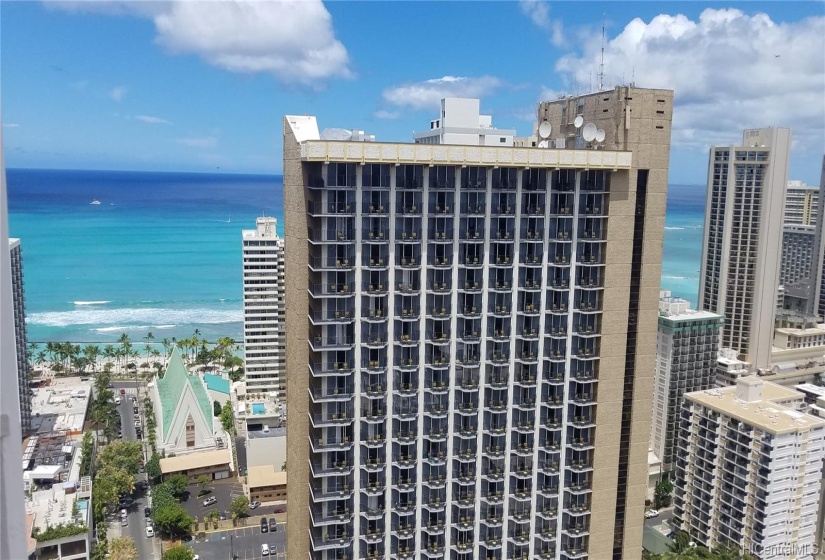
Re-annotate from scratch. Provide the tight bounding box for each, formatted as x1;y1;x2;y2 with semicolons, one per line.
134;420;141;427
645;509;659;519
202;496;217;507
114;397;121;405
145;526;154;538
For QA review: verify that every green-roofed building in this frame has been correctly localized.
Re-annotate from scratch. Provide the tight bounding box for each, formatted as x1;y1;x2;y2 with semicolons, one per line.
150;346;219;454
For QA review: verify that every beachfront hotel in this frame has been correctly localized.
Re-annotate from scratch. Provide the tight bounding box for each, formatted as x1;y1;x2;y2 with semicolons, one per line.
698;128;791;369
242;216;287;397
283;86;673;560
673;377;825;558
649;292;722;472
9;237;31;435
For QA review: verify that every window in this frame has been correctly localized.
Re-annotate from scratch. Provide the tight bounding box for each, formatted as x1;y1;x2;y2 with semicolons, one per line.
186;415;196;448
500;138;506;143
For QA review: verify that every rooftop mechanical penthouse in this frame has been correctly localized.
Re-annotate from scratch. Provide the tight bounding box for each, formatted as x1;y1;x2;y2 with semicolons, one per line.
284;86;674;560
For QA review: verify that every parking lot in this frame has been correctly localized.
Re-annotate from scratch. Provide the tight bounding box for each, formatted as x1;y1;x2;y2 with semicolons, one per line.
190;523;286;560
180;480;246;522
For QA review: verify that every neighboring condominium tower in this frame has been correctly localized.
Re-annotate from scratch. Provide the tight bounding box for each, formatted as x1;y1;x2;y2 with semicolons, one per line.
673;377;825;557
284;86;673;560
649;292;722;471
242;217;286;397
698;128;791;368
9;238;31;435
809;158;825;319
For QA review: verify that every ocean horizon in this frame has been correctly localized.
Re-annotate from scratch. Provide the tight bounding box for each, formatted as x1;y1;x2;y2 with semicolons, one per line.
7;168;706;343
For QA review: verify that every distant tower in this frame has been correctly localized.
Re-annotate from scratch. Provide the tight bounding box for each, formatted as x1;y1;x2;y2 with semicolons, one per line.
808;157;825;318
9;238;31;435
698;127;790;368
650;292;722;471
241;217;286;398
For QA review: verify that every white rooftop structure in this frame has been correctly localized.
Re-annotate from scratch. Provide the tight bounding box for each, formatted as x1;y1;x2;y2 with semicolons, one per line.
413;97;516;146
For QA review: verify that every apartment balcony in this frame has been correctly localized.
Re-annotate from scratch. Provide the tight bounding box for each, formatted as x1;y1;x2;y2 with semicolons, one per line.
396;282;421;295
429;230;453;243
309;281;355;298
573;347;598;361
395;306;420;321
493;230;514;242
396;332;420;347
362;408;387;423
310;360;354;377
392;383;416;397
462;203;486;216
454;450;477;464
424;428;449;443
427;330;452;345
566;503;591;517
513;443;533;457
549;205;573;217
309;228;356;245
364;229;390;243
364;256;389;271
569;416;595;428
522;229;544;242
397;255;421;270
309;483;354;502
309;460;354;478
425;404;448;419
309;384;355;403
428;355;450;369
547;302;568;315
456;401;479;415
310;436;354;454
562;547;588;559
309;505;353;526
424;380;449;395
307;200;354;215
539;461;560;475
309;255;355;272
427;281;452;294
309;529;353;552
484;446;506;458
430;255;452;268
423;476;447;489
571;370;596;383
310;307;355;325
520;254;543;267
538;507;558;521
491;255;514;267
491;204;516;216
310;410;354;428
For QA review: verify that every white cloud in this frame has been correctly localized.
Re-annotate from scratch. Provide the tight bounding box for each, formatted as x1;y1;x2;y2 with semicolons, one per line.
519;0;564;47
382;76;503;110
176;136;217;148
49;0;351;87
3;123;20;128
373;110;400;120
109;85;127;101
553;9;825;151
134;115;170;125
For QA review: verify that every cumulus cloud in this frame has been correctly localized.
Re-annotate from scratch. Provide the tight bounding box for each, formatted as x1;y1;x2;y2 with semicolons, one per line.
553;9;825;151
519;0;564;47
373;110;400;120
109;85;127;101
49;0;351;87
176;136;217;148
382;76;503;111
134;115;170;125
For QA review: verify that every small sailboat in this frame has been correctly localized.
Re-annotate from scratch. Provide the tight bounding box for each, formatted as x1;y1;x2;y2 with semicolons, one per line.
227;213;232;223
90;199;101;205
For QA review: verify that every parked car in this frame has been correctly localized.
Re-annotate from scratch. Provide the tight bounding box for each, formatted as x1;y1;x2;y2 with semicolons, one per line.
202;496;217;507
134;420;141;427
645;509;660;519
273;507;285;513
269;519;277;532
145;526;154;538
261;544;270;556
219;512;227;521
114;397;121;405
120;388;126;395
144;507;151;518
249;501;261;510
260;518;268;533
121;518;128;527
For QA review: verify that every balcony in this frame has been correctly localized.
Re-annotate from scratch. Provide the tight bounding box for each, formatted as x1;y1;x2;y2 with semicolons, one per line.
309;483;353;502
429;231;452;243
310;436;354;453
309;256;354;272
364;256;389;270
521;254;542;267
309;460;354;478
430;255;452;268
309;384;355;403
310;411;354;428
364;229;389;243
309;281;355;297
396;282;420;295
307;200;354;215
309;228;356;244
459;281;483;294
310;360;354;377
362;408;387;423
310;307;355;325
310;335;355;352
491;255;513;266
460;255;483;268
309;529;353;551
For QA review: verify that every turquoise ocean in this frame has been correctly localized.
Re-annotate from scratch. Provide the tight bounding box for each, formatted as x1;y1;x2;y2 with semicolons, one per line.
6;168;706;343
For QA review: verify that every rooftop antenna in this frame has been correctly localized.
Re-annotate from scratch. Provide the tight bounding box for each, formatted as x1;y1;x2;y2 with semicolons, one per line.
598;13;605;91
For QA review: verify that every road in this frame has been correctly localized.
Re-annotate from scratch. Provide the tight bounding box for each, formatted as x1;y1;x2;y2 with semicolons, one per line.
643;507;675;554
107;383;160;559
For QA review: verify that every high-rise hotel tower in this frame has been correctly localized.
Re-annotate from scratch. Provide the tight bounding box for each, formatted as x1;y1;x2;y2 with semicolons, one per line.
284;86;673;560
698;128;790;368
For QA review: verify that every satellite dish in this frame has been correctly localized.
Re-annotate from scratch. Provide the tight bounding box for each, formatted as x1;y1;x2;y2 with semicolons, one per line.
595;129;606;142
538;121;552;138
582;123;597;142
574;116;584;128
538;140;549;149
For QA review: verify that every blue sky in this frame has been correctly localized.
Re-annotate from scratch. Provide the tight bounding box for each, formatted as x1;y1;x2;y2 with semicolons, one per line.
1;1;823;185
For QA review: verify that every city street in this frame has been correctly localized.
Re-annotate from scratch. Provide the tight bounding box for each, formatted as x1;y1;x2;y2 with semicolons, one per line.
191;523;287;560
643;507;675;555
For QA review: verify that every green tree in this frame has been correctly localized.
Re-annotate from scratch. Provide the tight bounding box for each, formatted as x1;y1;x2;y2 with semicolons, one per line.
213;400;222;417
97;441;143;475
151;483;177;514
219;400;234;433
146;453;161;481
109;537;138;560
654;473;674;509
166;474;189;498
162;545;195;560
154;504;193;538
79;431;94;476
229;495;249;518
196;474;211;494
93;465;135;510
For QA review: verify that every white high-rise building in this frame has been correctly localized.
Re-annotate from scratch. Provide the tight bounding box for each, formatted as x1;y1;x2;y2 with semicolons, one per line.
9;238;31;435
784;180;818;226
808;158;825;319
673;377;825;558
413;98;515;147
698;127;791;369
649;292;722;471
242;217;286;397
284;87;675;560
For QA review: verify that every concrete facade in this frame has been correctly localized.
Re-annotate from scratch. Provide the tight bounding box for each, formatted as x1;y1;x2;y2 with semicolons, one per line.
781;225;816;287
784;180;818;227
809;158;825;319
699;128;791;369
650;292;722;471
242;217;287;397
673;378;825;558
284;86;672;560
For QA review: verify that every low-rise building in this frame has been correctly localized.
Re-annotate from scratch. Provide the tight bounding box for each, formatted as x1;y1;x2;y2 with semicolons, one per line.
673;377;825;557
245;465;287;505
28;475;93;560
159;448;233;482
232;381;287;470
715;348;750;387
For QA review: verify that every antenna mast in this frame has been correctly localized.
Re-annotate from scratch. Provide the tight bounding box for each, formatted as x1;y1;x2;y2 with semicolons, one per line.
598;14;605;91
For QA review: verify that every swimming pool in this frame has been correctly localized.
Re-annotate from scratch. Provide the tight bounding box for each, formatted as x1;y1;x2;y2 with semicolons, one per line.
252;403;266;415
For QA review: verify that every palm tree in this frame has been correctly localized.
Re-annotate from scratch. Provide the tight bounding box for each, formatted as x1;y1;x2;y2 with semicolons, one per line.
83;345;100;373
35;351;47;368
161;338;170;359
